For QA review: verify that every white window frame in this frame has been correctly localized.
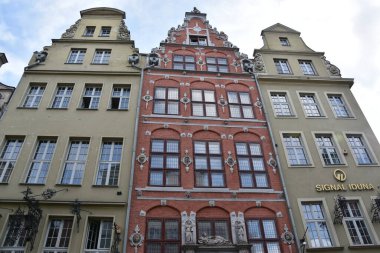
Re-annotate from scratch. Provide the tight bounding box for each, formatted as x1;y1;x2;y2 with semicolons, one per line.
341;198;377;246
22;85;45;108
25;139;56;184
60;139;89;185
92;49;111;64
345;133;376;165
327;93;353;118
84;218;113;252
99;26;111;37
298;198;339;249
80;86;102;109
274;58;292;74
299;60;317;75
313;133;344;166
43;217;74;253
83;26;95;37
67;49;86;64
281;132;312;167
95;140;122;186
298;92;324;117
279;37;290;46
110;86;130;110
51;85;73;109
269;91;296;117
0;138;24;183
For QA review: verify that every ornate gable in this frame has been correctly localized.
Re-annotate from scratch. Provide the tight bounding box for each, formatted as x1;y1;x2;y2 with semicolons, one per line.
162;7;237;48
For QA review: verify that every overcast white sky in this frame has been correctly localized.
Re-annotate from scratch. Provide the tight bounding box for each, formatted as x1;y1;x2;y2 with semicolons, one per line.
1;0;379;141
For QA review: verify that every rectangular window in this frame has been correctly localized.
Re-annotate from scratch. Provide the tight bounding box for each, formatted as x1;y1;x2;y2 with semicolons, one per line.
342;200;373;245
328;94;350;118
85;218;113;252
192;90;217;117
61;139;89;185
146;219;180;253
206;57;228;72
197;220;229;240
301;202;333;248
52;85;73;108
149;139;180;186
236;142;268;188
173;55;195;70
83;26;95;37
346;134;373;165
315;134;342;165
246;219;280;253
43;217;73;252
189;35;207;46
1;215;27;252
0;138;24;183
274;59;291;74
92;49;111;64
279;37;290;46
81;86;102;109
153;87;179;115
299;60;316;75
227;91;254;118
23;85;45;108
194;141;224;187
270;92;293;116
283;134;309;166
26;139;56;184
110;86;130;110
96;140;122;186
99;26;111;37
67;49;86;64
299;93;322;117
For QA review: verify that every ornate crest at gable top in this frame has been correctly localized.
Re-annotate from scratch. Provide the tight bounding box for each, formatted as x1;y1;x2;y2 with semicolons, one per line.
117;20;131;40
61;19;81;38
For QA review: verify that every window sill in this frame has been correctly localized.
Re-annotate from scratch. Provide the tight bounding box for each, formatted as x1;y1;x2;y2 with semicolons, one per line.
356;163;379;167
16;106;38;109
56;183;82;187
305;116;327;119
107;108;129;111
274;115;297;118
348;244;380;250
0;182;9;185
92;184;118;188
335;116;356;120
289;164;314;168
306;246;344;252
76;108;98;111
47;107;68;110
65;62;83;64
322;164;347;167
19;183;45;186
91;63;109;65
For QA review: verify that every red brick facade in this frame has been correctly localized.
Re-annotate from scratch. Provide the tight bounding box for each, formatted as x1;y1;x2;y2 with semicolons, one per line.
127;8;296;253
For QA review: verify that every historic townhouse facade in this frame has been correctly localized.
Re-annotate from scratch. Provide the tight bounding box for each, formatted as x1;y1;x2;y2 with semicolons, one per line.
127;9;296;253
0;8;141;253
253;24;380;252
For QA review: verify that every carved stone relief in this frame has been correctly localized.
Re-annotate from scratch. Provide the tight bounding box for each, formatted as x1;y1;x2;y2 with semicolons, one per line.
182;211;196;244
230;211;248;244
61;19;81;38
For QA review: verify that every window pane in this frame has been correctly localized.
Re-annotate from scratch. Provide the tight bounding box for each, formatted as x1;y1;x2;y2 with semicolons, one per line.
151;140;164;152
236;143;248;155
165;221;178;240
205;104;217;116
204;91;215;102
148;221;161;240
211;173;224;187
192;90;202;102
247;220;261;239
240;173;253;187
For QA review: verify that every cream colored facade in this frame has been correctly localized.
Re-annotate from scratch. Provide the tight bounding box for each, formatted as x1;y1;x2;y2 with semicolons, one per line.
254;24;380;252
0;8;142;252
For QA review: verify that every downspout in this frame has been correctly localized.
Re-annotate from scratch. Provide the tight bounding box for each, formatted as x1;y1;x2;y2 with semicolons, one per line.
122;63;153;253
254;73;301;252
